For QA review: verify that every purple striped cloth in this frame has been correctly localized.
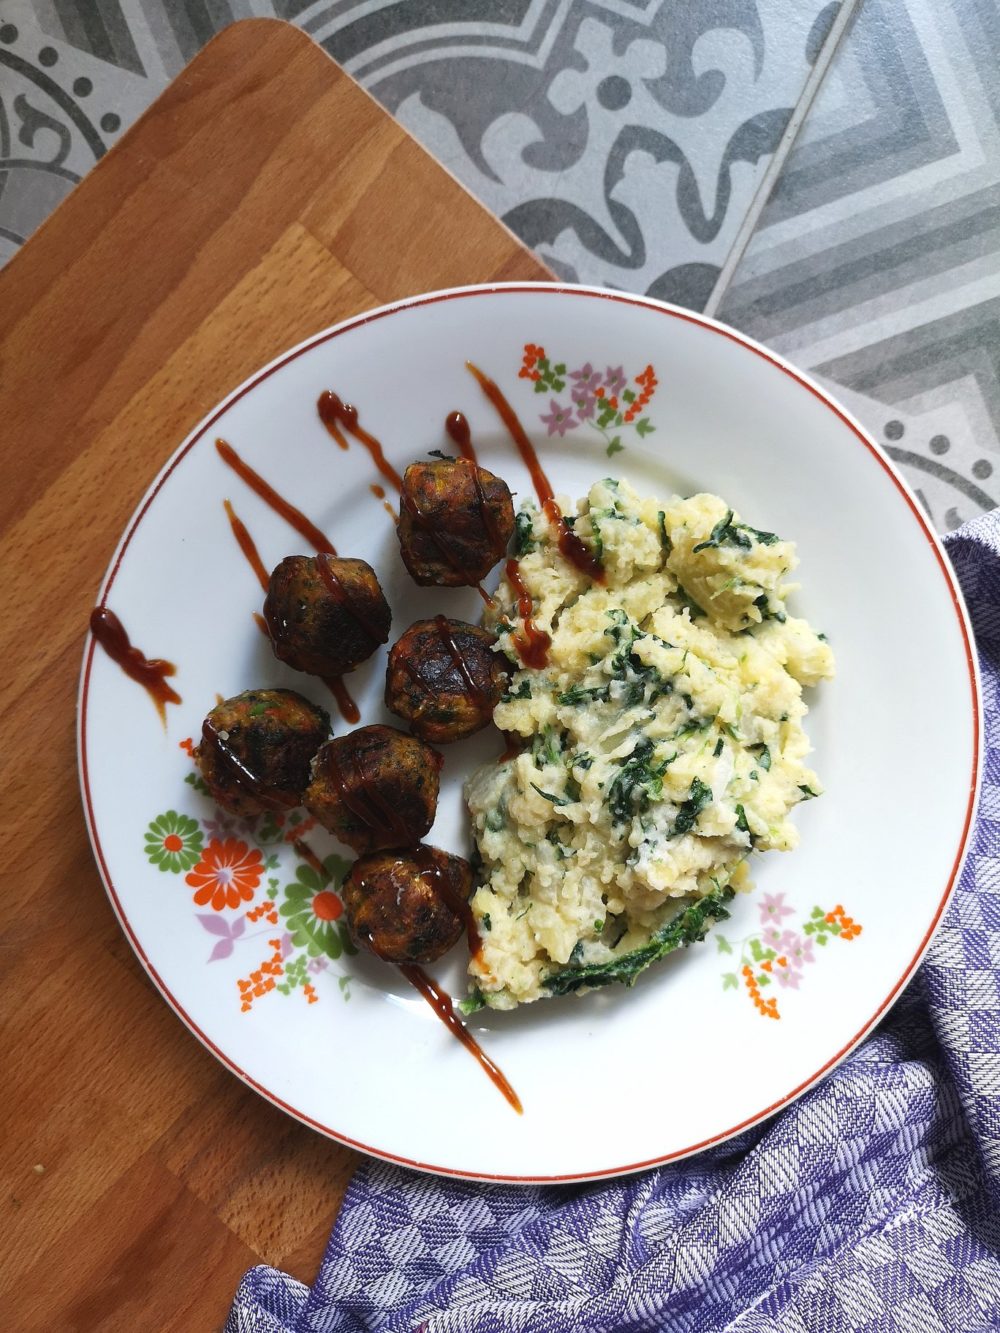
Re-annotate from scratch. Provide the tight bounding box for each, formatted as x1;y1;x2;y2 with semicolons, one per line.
226;514;1000;1333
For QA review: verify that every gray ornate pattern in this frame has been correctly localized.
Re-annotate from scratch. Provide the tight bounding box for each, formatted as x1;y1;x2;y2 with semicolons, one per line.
3;0;998;531
330;0;841;306
2;0;841;303
718;0;1000;531
0;19;111;265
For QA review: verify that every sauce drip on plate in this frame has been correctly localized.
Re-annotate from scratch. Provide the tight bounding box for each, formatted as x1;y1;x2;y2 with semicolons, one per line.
444;410;476;462
361;908;516;1110
370;483;397;521
222;497;359;724
318;391;403;492
498;733;524;764
398;960;520;1112
224;500;269;592
293;839;329;881
89;607;181;724
322;676;361;725
466;362;604;583
216;439;335;554
504;559;551;669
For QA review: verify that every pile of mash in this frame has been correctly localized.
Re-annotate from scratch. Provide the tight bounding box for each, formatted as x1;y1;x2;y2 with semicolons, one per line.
463;478;834;1010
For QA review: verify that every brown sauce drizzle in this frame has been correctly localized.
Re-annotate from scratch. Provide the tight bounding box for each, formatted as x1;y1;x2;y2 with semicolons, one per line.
400;655;425;687
412;845;482;959
445;410;477;462
320;741;414;847
466;362;605;583
504;559;552;668
398;962;521;1113
89;607;182;724
361;916;517;1111
498;733;524;764
318;391;403;492
250;611;360;728
466;457;502;551
322;676;361;725
216;439;336;555
370;483;397;522
401;457;501;593
433;615;489;711
315;553;385;645
200;714;297;810
400;487;468;578
221;496;359;725
293;839;329;882
224;500;269;592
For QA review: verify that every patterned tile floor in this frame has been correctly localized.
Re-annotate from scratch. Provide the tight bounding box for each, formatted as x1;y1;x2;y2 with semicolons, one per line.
2;0;997;531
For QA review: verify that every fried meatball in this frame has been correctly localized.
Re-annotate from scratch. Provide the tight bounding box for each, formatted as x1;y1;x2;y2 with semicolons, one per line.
385;616;507;743
304;724;443;854
194;688;330;817
398;459;514;586
263;554;390;677
343;845;473;964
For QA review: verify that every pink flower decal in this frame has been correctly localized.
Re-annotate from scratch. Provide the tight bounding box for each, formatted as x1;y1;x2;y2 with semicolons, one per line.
782;933;815;968
569;364;601;400
774;961;802;990
540;399;578;438
604;365;626;395
718;899;863;1020
519;343;658;456
759;892;795;925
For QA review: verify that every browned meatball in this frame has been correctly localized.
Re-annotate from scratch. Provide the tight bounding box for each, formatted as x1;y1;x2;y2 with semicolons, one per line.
398;459;514;586
304;724;443;854
263;554;390;677
385;616;507;743
194;688;330;817
342;845;473;964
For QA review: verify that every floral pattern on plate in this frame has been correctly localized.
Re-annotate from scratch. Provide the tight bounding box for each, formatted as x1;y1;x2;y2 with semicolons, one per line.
519;343;657;456
144;756;357;1013
716;892;862;1020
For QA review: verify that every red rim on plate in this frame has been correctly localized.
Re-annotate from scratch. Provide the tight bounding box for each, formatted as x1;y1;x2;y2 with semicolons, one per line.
77;284;982;1182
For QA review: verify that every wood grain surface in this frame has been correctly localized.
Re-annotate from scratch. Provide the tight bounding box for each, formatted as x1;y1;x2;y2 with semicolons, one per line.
0;19;549;1330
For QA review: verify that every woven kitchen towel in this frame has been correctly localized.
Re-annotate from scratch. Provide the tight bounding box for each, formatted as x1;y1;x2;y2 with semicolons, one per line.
226;514;1000;1333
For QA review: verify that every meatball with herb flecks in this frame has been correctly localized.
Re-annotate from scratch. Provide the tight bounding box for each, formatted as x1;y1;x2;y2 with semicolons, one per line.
304;724;443;854
398;459;514;586
343;845;473;964
263;554;390;678
194;688;329;817
385;616;507;744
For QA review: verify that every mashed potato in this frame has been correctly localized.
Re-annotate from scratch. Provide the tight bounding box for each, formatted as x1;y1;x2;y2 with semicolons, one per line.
463;479;834;1010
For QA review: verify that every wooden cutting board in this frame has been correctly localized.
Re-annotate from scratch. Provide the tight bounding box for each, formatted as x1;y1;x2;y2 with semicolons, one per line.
0;19;550;1330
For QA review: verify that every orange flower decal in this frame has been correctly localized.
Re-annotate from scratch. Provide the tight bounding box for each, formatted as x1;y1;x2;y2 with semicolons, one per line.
719;897;863;1019
519;342;545;381
238;938;284;1012
186;837;263;911
519;343;657;457
742;965;780;1020
825;904;862;941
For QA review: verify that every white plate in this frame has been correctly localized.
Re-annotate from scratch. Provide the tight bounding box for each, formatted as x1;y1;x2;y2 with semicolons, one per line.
78;284;980;1181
